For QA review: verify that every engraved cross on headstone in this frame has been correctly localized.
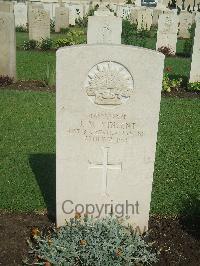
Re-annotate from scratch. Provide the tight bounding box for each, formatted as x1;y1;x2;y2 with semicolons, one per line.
88;147;122;196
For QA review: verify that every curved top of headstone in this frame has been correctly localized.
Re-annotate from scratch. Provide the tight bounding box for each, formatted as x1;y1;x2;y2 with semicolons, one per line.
94;6;114;16
56;44;165;110
56;44;165;59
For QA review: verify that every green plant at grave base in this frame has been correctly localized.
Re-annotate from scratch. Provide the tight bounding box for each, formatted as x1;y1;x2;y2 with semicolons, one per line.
0;75;13;86
54;38;70;48
188;82;200;92
42;62;55;88
162;70;182;93
50;19;55;33
22;39;38;50
15;25;28;32
60;27;70;34
27;216;158;265
55;30;86;48
40;38;54;51
122;19;148;47
183;23;196;57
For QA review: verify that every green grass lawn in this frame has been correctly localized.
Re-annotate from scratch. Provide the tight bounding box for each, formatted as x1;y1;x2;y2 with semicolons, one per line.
0;90;55;211
16;49;191;82
165;57;191;79
16;32;192;81
17;50;55;81
0;90;199;216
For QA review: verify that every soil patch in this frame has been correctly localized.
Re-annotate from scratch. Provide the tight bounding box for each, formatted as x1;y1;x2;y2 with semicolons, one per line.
162;89;200;99
0;80;55;92
0;211;199;266
149;215;200;265
0;211;52;266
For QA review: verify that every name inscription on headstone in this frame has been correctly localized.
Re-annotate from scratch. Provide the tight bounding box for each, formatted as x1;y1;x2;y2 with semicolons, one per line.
66;112;143;144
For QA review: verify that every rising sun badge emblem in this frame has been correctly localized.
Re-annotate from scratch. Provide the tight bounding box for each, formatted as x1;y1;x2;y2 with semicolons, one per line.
84;61;134;107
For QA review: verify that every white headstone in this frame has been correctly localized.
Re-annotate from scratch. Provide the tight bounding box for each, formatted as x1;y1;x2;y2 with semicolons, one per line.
185;0;192;9
109;3;118;13
14;3;27;27
29;8;50;41
164;8;177;15
94;6;114;16
56;44;165;232
87;9;122;44
83;2;90;16
189;15;200;82
0;11;16;79
156;0;168;8
0;1;14;13
52;2;60;19
131;7;140;24
135;0;141;7
28;2;44;22
69;4;84;26
116;4;132;20
156;12;178;55
152;8;163;26
43;2;54;20
55;6;69;32
137;8;153;30
178;11;193;39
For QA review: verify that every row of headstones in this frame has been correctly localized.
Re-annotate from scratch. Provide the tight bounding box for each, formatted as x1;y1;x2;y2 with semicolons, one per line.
4;0;200;39
3;1;200;27
130;7;196;39
0;1;84;41
157;0;200;10
0;4;199;84
9;0;200;27
26;2;200;61
88;6;200;83
0;0;89;28
2;0;199;31
6;1;200;42
175;0;200;10
111;4;199;40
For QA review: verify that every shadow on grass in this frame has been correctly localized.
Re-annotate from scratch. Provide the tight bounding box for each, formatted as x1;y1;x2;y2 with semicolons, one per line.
179;193;200;240
176;52;191;59
29;153;56;222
